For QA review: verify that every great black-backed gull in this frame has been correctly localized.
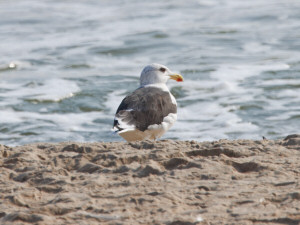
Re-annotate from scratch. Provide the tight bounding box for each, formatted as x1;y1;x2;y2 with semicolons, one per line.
113;63;183;142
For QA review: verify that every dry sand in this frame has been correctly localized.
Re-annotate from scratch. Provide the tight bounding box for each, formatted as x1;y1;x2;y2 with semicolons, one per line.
0;134;300;225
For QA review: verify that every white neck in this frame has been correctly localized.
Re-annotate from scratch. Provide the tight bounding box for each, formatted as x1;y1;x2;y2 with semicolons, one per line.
141;83;170;92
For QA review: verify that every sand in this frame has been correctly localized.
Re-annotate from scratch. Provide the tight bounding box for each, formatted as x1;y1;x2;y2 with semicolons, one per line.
0;134;300;225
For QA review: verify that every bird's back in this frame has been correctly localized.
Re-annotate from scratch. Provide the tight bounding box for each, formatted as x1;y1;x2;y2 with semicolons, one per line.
113;86;177;141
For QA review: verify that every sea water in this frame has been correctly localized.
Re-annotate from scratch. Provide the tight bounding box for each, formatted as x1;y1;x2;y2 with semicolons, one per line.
0;0;299;145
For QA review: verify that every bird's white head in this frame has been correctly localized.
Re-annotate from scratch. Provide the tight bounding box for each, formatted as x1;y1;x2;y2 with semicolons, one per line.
140;63;183;86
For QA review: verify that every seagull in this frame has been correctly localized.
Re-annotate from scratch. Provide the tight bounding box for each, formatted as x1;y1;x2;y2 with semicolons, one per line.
113;63;183;142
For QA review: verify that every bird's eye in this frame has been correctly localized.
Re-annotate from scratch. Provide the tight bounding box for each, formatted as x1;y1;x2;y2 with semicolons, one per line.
159;67;166;73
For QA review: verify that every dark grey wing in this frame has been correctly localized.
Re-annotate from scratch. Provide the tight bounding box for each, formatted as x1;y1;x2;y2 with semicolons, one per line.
113;87;177;132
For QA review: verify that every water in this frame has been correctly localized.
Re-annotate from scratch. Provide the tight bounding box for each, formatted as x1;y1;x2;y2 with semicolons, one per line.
0;0;299;145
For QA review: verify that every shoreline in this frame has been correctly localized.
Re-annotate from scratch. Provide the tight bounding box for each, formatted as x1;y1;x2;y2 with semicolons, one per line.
1;135;300;224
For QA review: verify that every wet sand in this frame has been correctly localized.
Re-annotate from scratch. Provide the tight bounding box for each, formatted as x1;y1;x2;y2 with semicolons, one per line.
1;135;300;224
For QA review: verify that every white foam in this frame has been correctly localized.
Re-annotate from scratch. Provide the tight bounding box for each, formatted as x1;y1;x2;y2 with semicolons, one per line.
0;110;101;126
266;111;300;121
261;79;300;86
0;78;80;102
276;89;299;98
210;63;290;82
0;109;23;123
243;42;271;53
0;109;113;145
105;89;128;114
0;81;24;90
167;99;259;141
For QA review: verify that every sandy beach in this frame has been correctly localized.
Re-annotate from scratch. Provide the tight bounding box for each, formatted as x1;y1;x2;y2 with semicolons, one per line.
0;135;299;224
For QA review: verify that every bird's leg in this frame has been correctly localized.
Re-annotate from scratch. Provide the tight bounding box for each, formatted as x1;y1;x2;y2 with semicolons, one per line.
153;135;158;142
